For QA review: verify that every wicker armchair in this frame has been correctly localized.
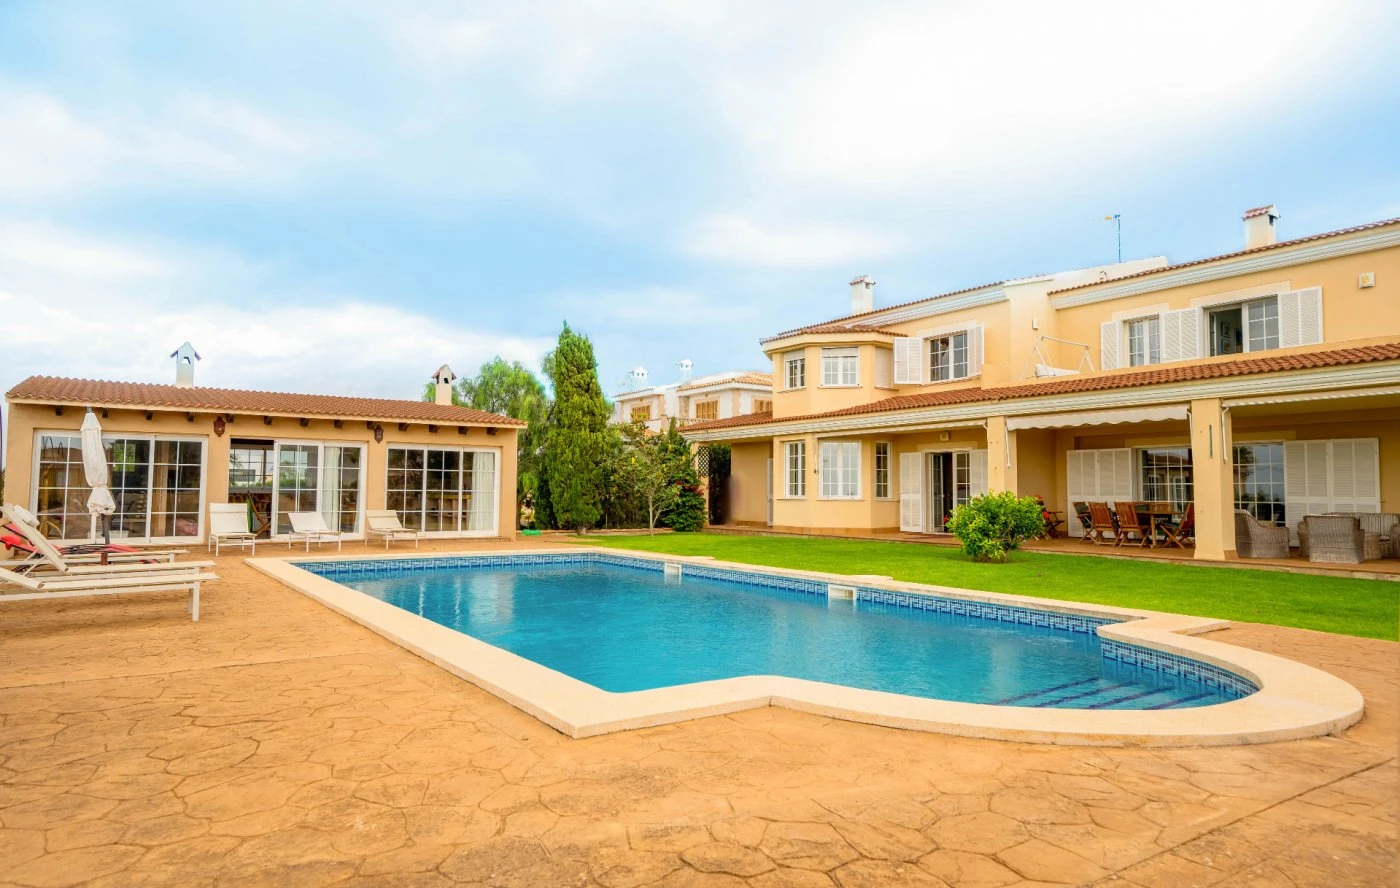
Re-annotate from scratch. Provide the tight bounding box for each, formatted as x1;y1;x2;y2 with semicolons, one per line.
1327;512;1400;558
1299;515;1366;564
1234;510;1290;559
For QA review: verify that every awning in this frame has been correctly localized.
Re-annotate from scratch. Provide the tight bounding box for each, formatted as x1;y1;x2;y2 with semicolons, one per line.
1224;384;1400;409
1006;405;1189;431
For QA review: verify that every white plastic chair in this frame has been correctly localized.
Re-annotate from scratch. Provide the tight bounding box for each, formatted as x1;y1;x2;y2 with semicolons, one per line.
208;504;257;556
365;510;422;549
287;512;343;552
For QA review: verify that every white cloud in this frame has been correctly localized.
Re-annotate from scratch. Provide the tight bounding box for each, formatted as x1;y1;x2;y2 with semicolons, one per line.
723;0;1335;191
0;87;337;199
391;15;496;74
0;223;553;401
682;214;905;267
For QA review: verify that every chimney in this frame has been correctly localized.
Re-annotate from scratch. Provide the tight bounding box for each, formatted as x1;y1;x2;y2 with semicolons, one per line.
849;274;875;315
677;359;694;382
431;364;457;405
169;342;201;388
1242;205;1279;250
628;366;648;391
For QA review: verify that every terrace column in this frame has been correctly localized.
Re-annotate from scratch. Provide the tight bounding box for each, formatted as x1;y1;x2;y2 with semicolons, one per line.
985;415;1017;493
1190;397;1236;561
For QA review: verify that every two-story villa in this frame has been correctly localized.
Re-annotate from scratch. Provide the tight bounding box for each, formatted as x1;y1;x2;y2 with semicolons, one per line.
611;361;773;432
683;208;1400;561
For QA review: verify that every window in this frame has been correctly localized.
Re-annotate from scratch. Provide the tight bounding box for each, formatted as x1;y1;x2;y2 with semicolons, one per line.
273;442;363;534
388;447;497;534
929;333;968;382
784;441;806;497
694;400;718;420
1234;443;1284;525
34;433;203;541
1138;447;1193;512
874;443;890;498
753;398;772;414
1209;296;1278;356
784;352;806;389
819;442;860;498
821;347;859;386
630;405;652;422
1126;317;1161;367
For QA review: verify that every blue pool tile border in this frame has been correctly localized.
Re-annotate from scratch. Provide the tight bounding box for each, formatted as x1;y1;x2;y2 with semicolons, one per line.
294;552;1258;700
1101;639;1258;698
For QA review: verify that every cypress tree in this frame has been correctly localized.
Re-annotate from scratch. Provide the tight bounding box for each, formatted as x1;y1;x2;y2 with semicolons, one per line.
542;323;610;531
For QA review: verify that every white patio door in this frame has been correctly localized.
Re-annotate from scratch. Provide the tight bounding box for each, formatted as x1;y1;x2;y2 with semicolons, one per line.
272;441;365;536
766;458;774;526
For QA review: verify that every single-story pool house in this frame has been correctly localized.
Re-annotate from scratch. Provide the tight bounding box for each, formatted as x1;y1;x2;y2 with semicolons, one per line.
3;351;522;545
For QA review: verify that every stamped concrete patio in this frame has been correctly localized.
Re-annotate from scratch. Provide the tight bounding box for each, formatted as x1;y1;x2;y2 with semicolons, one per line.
0;539;1395;888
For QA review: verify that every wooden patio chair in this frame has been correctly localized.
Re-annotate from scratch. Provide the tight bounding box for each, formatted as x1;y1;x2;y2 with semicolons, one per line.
1114;502;1151;548
1086;502;1117;545
1158;504;1194;549
1072;502;1094;544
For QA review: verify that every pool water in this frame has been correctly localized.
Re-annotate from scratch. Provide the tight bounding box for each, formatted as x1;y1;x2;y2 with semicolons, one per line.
309;557;1252;710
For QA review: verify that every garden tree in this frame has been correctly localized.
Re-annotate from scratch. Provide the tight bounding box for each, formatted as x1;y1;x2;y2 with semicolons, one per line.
658;420;706;532
945;492;1046;562
422;357;551;527
541;323;611;532
614;422;679;533
598;424;644;529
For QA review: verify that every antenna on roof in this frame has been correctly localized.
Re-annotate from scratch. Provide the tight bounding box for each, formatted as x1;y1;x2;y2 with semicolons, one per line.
1102;214;1121;263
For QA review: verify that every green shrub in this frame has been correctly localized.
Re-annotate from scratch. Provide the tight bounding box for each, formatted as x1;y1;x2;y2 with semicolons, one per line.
945;491;1045;562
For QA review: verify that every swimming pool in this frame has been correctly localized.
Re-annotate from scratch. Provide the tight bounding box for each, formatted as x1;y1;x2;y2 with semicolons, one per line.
300;552;1255;710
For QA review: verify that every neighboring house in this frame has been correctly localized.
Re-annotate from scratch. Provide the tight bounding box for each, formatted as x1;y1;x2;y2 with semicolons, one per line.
683;208;1400;561
611;361;773;432
3;350;523;545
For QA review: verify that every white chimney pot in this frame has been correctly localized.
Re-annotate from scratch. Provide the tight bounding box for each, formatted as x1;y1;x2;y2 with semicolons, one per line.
1242;205;1279;250
170;342;201;388
849;274;875;315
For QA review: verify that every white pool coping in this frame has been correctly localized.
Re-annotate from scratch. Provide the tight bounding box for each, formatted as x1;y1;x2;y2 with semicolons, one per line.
247;547;1365;747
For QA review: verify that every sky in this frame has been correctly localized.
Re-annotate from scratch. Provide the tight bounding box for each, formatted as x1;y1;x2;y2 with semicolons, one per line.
2;0;1398;445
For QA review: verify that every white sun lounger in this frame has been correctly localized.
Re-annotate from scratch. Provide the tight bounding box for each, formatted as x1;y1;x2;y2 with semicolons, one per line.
0;504;218;620
208;503;257;556
365;510;422;549
287;512;343;552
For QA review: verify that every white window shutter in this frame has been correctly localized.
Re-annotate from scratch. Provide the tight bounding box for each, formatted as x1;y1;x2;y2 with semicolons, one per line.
1297;286;1323;345
1100;321;1120;371
969;450;988;497
1105;448;1133;506
899;452;923;532
893;338;922;384
1065;451;1088;537
1278;290;1302;347
1161;308;1201;363
966;324;984;377
1278;288;1322;348
875;349;893;388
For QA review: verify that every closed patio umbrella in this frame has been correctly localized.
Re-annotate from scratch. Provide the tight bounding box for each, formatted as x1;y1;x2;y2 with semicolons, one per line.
80;409;116;548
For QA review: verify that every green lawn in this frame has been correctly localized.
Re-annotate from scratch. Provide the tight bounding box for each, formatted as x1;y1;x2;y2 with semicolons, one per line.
568;533;1400;641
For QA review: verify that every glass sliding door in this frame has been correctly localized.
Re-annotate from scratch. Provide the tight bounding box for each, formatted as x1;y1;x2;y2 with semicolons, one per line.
275;444;319;534
386;446;498;535
31;432;202;542
464;451;496;532
273;441;364;536
322;446;362;533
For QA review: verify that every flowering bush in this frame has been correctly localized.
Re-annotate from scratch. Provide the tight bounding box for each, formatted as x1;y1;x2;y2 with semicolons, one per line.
945;491;1046;563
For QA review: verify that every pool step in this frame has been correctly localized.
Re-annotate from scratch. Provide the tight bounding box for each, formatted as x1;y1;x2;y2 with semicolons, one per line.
996;679;1215;710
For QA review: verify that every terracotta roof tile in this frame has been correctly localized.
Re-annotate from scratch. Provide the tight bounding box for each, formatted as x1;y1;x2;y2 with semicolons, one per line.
1049;217;1400;296
761;282;1003;343
677;371;773;391
1242;205;1276;219
4;377;526;426
682;343;1400;433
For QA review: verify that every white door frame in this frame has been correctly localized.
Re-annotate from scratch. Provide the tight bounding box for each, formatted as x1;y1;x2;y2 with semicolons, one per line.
766;457;774;527
270;439;368;540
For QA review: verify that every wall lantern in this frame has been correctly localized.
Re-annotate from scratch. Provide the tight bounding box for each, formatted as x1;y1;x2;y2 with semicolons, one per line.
213;416;226;437
373;424;384;443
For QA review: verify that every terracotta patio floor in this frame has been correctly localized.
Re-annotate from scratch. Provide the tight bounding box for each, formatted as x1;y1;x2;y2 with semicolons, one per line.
0;539;1395;887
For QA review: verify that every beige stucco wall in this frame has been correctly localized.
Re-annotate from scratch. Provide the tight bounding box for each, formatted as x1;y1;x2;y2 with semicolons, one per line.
1054;239;1400;368
5;401;519;541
